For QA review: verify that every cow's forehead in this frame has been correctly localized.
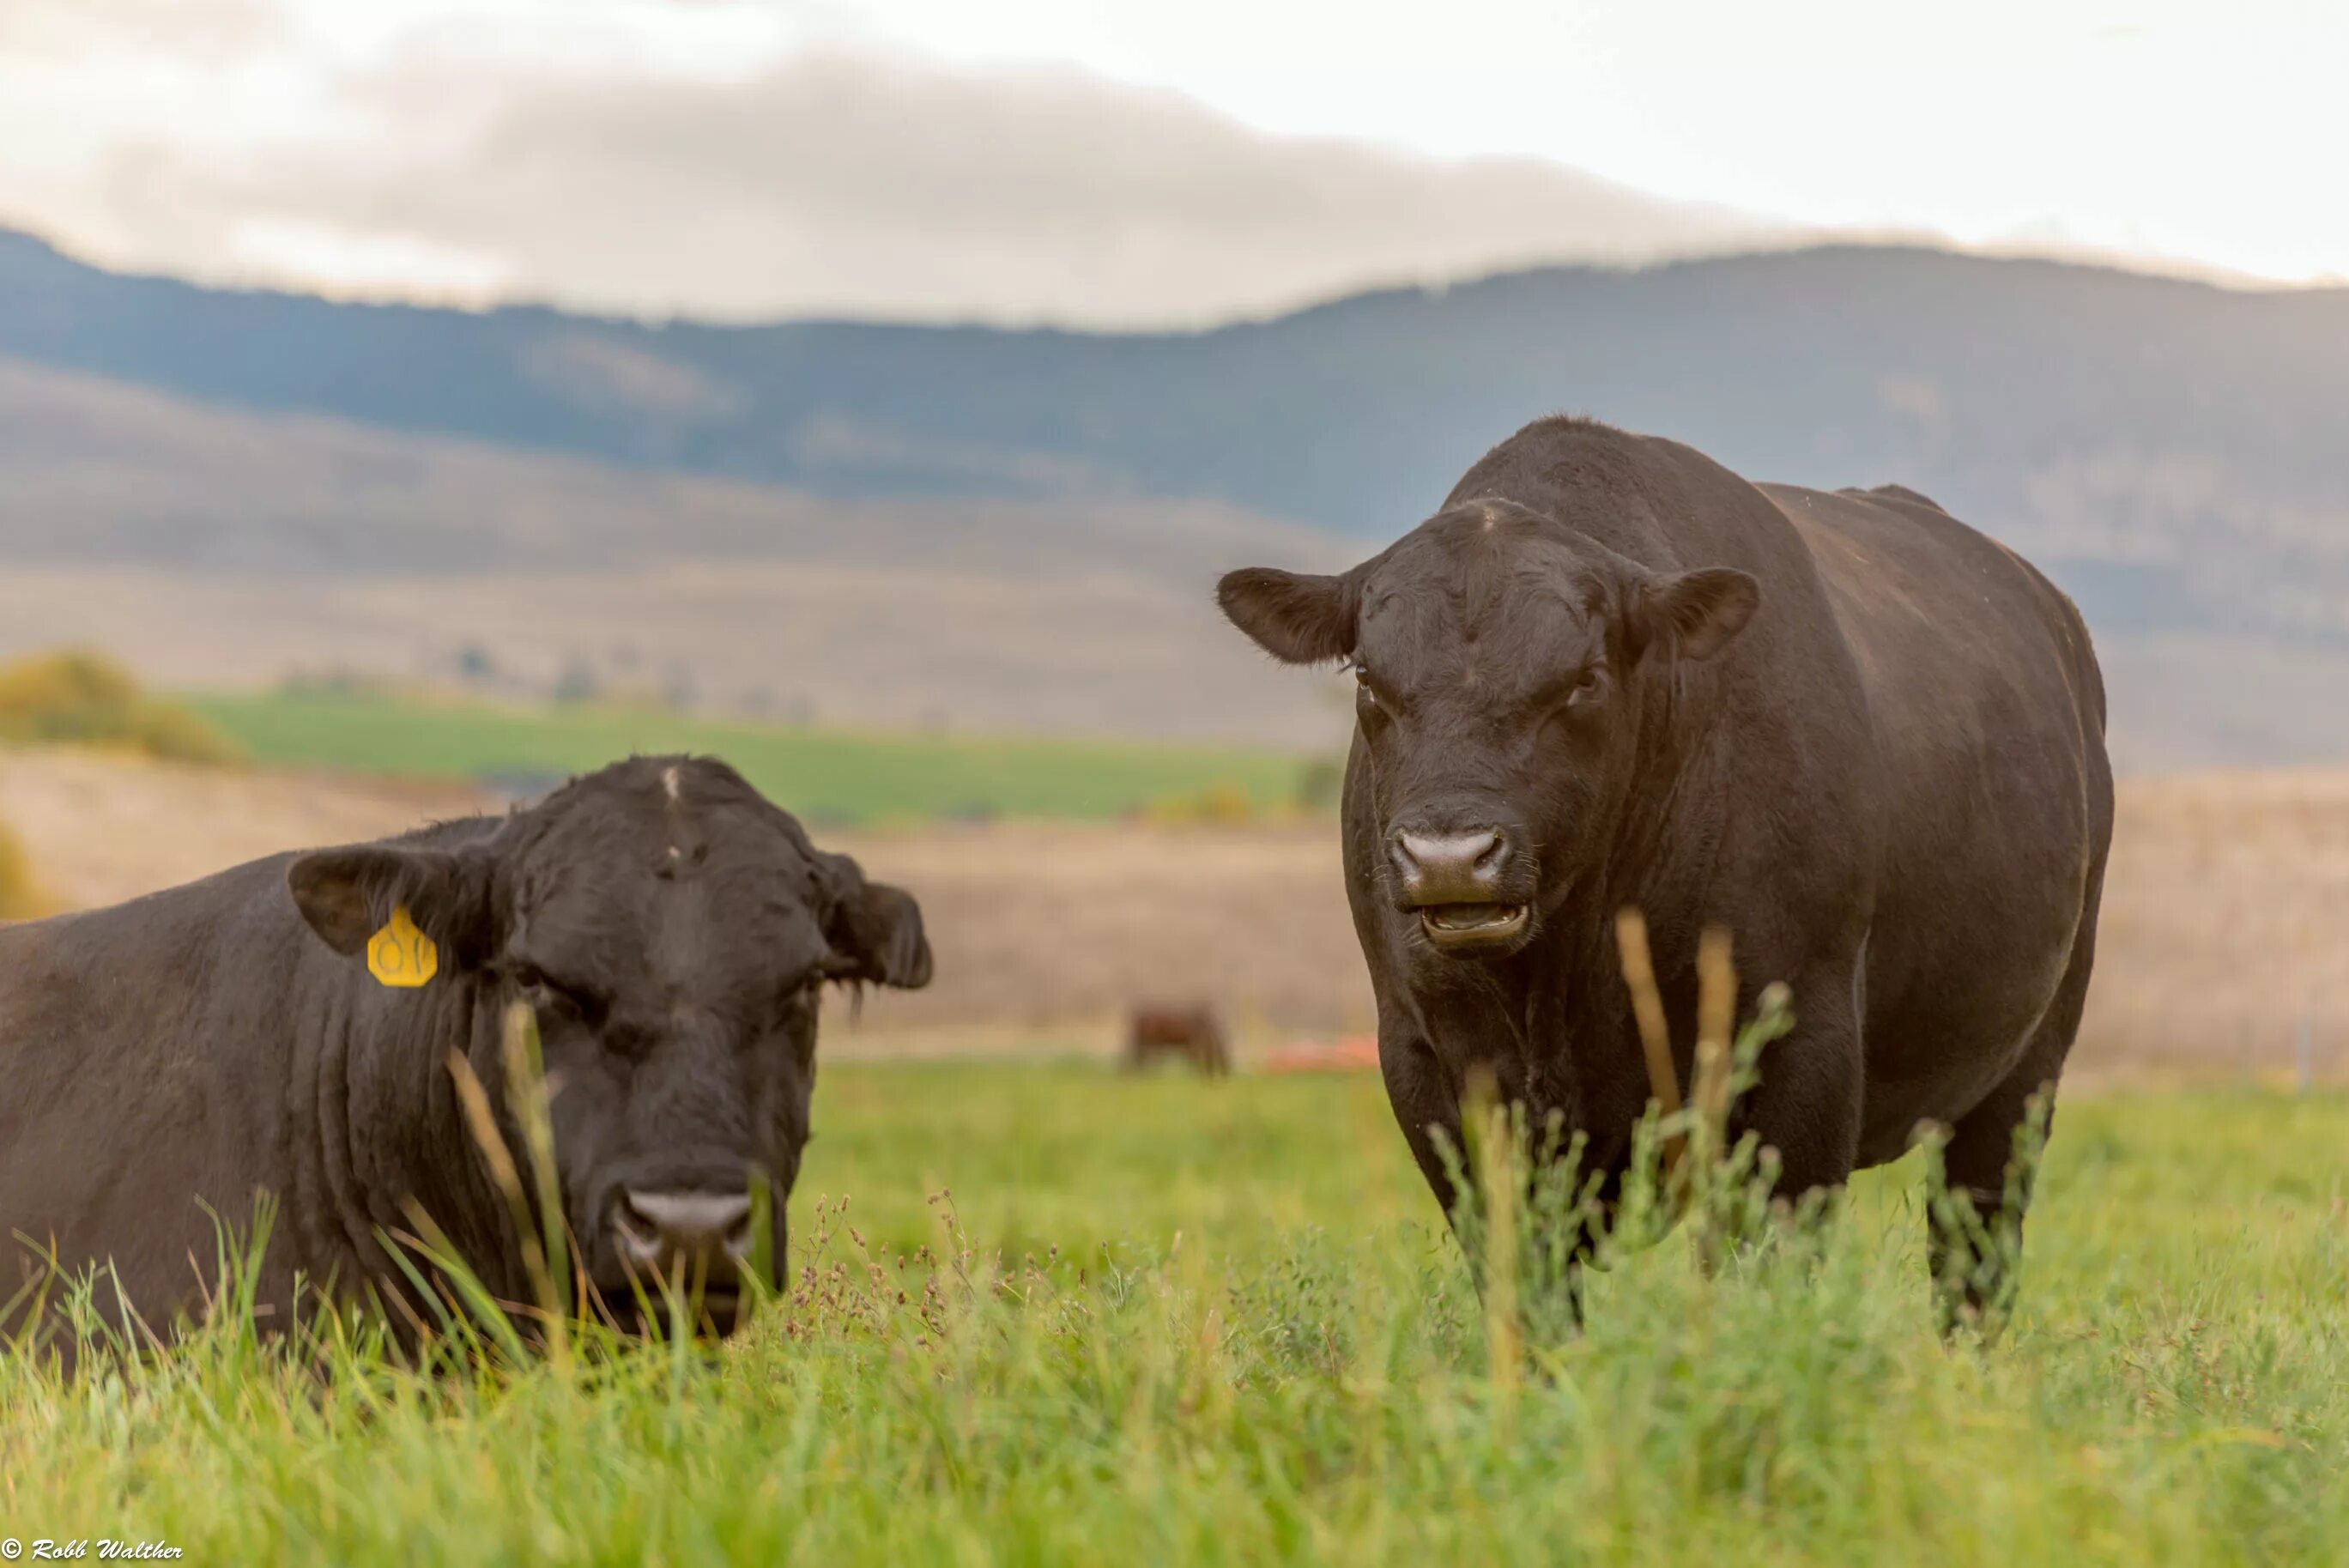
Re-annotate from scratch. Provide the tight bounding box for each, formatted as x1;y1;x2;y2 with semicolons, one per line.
1359;524;1604;671
534;775;794;854
502;771;832;974
510;851;831;1004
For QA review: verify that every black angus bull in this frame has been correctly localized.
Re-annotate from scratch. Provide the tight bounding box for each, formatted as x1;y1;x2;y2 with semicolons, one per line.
1219;418;2111;1324
0;755;930;1347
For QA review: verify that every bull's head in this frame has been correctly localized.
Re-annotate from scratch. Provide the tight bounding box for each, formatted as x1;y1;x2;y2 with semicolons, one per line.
284;756;930;1325
1220;499;1757;960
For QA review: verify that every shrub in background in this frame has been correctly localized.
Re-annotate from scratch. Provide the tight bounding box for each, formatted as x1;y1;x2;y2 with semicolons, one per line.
1141;779;1259;827
1294;757;1344;814
0;815;50;919
0;649;243;766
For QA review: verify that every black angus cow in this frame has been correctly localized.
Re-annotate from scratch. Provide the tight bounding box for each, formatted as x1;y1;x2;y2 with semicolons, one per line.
0;755;930;1347
1219;418;2111;1323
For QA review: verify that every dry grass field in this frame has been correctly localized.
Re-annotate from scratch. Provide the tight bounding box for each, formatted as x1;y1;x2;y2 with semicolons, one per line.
2086;769;2349;1075
2;745;2343;1078
0;748;490;911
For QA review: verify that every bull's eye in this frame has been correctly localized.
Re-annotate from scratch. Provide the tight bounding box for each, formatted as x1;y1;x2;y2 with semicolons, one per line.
1351;660;1377;708
1565;667;1610;709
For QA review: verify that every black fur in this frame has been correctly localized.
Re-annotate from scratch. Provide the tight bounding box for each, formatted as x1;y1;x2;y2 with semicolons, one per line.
1220;419;2111;1322
0;755;930;1344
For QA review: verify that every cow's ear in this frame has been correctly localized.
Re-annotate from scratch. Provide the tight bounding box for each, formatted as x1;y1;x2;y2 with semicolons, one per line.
819;854;932;990
1217;567;1358;666
1627;567;1759;663
288;846;495;964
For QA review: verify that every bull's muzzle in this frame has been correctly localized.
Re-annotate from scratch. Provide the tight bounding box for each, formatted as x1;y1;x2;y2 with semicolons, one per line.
1385;826;1533;954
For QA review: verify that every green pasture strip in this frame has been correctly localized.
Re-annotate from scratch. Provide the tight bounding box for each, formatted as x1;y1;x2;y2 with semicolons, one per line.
185;691;1310;823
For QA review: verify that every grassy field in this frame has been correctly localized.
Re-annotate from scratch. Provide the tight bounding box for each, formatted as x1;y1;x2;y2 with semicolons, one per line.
4;1067;2345;1564
185;690;1317;824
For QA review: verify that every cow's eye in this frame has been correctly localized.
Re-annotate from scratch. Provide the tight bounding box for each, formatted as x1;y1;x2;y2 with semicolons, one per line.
1351;660;1378;708
512;962;593;1018
1565;667;1610;709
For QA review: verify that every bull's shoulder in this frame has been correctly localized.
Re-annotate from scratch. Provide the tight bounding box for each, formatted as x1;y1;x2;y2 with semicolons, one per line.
1758;482;1985;562
1843;482;1949;514
1758;481;1947;523
1765;483;2106;736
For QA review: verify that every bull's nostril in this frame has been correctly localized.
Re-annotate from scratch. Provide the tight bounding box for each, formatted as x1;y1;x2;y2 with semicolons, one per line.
1387;833;1420;875
1396;829;1504;875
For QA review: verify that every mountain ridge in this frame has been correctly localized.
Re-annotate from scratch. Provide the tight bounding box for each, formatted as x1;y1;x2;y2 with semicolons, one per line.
4;227;2348;767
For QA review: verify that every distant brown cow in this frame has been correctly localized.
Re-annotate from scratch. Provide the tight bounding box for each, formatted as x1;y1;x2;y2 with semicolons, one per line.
1124;1003;1232;1076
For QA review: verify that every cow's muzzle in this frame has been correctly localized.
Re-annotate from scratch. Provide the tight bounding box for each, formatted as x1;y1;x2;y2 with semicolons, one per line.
612;1187;753;1270
1386;826;1534;955
603;1187;757;1330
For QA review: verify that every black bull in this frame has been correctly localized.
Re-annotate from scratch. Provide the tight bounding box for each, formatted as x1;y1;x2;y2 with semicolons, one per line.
1220;418;2112;1320
0;756;930;1343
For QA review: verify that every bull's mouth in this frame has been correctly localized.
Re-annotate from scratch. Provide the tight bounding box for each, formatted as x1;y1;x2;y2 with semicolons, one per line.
1415;901;1530;952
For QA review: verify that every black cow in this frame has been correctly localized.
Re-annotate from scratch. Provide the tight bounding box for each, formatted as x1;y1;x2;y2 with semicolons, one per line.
1219;418;2111;1323
0;755;930;1348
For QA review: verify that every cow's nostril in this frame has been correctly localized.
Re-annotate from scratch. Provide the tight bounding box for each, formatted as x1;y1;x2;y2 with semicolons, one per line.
616;1189;755;1264
1474;830;1507;869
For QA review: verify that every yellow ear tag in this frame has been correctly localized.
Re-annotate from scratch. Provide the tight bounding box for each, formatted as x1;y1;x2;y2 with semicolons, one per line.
367;905;439;989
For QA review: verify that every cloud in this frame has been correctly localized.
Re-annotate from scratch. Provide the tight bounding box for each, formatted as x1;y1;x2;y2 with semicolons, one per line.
0;0;283;58
78;51;1788;325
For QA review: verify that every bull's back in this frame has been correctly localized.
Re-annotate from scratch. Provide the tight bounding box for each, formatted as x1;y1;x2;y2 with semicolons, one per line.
1763;484;2113;1150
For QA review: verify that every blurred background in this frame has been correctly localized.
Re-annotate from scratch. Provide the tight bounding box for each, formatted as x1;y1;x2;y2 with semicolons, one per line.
0;0;2344;1077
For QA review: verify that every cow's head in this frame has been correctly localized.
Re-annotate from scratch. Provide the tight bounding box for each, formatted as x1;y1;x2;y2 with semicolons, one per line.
285;756;930;1323
1220;499;1756;960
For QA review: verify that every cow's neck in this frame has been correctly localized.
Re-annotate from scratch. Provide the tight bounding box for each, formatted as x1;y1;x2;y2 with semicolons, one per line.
304;973;524;1309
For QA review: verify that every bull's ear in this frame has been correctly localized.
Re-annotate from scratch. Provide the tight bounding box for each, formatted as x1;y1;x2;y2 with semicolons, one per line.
1216;567;1358;665
819;854;933;990
288;846;494;963
1628;567;1759;663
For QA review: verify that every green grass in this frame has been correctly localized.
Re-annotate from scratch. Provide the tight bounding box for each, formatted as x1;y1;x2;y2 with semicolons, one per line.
5;1070;2346;1564
185;690;1311;825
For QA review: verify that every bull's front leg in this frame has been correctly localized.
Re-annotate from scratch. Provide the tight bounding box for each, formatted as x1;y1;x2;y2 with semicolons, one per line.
1380;1025;1599;1336
1728;963;1864;1209
1376;1026;1467;1224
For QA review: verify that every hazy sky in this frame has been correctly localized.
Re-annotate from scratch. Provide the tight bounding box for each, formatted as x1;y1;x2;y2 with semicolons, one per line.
3;0;2342;324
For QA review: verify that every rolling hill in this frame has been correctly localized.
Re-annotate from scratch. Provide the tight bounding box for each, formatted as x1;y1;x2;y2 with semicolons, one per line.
3;227;2346;766
0;354;1351;744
